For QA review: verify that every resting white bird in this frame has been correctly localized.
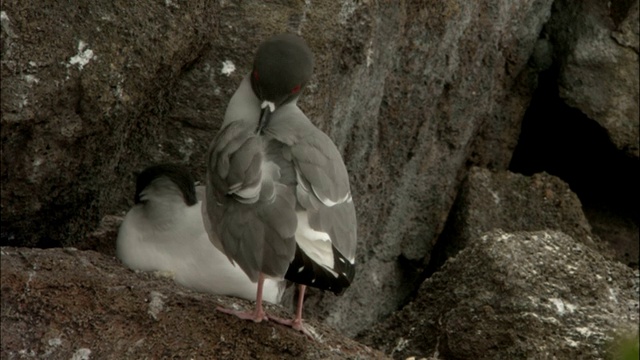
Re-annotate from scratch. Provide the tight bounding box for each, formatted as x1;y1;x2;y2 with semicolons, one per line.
117;163;284;304
202;33;357;337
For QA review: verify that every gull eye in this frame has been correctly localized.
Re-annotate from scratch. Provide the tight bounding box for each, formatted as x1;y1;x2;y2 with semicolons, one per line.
253;70;259;81
291;84;301;94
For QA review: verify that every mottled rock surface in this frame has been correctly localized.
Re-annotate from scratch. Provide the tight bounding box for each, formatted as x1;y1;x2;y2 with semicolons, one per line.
1;0;555;336
359;230;639;359
431;167;611;271
1;1;219;248
545;0;639;157
0;247;387;360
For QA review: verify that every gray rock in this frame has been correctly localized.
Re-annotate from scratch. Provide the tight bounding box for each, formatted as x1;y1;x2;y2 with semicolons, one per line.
312;0;553;336
433;167;608;269
0;0;554;336
0;247;387;360
360;230;639;359
546;0;640;157
1;1;220;248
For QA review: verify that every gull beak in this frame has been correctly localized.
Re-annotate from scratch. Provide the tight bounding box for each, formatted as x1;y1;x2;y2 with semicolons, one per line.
257;101;275;133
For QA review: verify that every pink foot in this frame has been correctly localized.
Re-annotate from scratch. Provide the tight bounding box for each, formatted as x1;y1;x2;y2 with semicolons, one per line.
216;306;268;323
269;315;314;339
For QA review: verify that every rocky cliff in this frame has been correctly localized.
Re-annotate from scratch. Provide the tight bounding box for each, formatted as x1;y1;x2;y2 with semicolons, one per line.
2;0;637;358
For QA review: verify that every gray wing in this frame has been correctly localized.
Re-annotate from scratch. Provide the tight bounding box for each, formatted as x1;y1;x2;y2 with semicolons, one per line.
204;120;298;282
290;130;357;262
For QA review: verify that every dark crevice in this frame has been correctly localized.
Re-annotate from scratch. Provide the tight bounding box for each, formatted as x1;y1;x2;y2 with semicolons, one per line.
421;62;638;283
610;0;636;27
509;67;639;268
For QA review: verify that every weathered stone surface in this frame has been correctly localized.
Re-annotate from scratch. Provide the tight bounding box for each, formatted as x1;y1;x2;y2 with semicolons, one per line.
509;66;639;269
315;0;553;336
359;230;639;359
0;247;387;360
1;0;555;336
545;0;639;157
431;167;608;270
1;1;219;248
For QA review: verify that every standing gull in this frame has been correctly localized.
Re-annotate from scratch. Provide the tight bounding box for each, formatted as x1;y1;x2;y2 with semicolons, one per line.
203;33;357;336
117;163;284;304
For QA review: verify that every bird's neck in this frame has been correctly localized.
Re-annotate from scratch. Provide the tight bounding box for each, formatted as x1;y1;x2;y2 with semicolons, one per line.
223;75;261;127
223;74;301;129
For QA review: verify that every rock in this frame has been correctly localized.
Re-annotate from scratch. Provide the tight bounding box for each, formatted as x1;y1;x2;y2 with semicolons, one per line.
509;52;639;269
545;0;640;157
1;0;555;336
1;1;219;249
431;167;611;270
359;230;639;359
311;0;553;336
0;247;387;360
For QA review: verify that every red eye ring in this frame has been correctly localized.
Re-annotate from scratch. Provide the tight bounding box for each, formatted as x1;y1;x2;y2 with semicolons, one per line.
253;70;259;81
291;84;301;94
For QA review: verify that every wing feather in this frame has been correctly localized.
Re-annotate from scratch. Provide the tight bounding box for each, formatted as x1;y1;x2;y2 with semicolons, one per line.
289;130;357;262
204;121;298;281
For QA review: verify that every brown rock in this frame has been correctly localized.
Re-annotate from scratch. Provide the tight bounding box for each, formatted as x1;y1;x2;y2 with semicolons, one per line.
1;1;219;249
0;0;555;336
359;230;639;359
0;247;387;359
546;0;640;157
431;167;607;270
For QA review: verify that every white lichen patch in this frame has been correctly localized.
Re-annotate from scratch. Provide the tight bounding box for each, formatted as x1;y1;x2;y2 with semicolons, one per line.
370;270;380;287
165;0;179;8
338;0;357;25
25;270;36;293
48;337;62;347
366;43;374;68
221;60;236;76
71;348;92;360
147;291;167;320
564;337;579;348
68;40;95;70
608;287;619;303
178;137;195;161
392;337;410;354
575;326;594;338
41;337;63;357
489;189;500;204
23;74;39;84
550;298;566;315
1;10;15;38
564;302;577;313
305;324;323;342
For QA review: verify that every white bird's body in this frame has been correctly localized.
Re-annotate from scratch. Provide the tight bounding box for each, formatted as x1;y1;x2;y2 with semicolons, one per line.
117;166;283;304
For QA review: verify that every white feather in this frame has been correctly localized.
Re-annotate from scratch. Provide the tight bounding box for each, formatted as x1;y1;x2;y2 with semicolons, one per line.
117;188;283;304
294;212;338;277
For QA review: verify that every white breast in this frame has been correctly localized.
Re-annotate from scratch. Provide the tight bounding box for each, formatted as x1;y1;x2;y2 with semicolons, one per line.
116;201;283;304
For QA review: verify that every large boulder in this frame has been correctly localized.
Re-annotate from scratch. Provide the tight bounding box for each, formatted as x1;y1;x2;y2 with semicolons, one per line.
1;0;554;336
359;230;639;359
430;167;610;270
0;247;386;359
545;0;639;157
1;1;219;248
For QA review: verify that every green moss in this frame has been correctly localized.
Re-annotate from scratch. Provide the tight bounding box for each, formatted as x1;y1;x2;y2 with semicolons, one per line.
609;333;639;360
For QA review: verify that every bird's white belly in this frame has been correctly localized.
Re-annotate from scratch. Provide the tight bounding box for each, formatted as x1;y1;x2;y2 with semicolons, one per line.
117;205;282;304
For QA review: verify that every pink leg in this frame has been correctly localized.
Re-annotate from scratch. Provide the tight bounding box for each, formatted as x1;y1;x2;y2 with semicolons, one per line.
271;285;313;338
216;273;268;323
